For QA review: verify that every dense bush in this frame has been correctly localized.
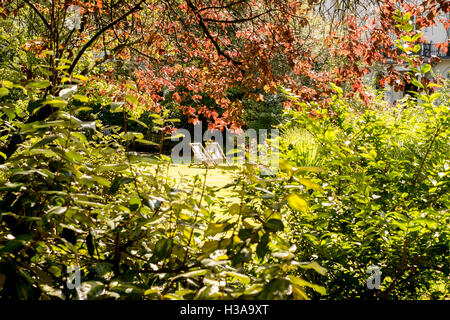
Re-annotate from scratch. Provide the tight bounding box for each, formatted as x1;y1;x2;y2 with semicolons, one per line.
277;77;449;299
280;127;322;167
0;79;326;300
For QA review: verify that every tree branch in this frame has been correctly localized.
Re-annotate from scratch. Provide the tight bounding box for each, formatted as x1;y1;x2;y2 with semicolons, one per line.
67;0;147;75
23;0;51;31
197;0;247;12
203;10;273;24
185;0;244;73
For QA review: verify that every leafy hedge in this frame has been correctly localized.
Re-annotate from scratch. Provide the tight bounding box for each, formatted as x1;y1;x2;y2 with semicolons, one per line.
0;79;325;300
278;76;449;299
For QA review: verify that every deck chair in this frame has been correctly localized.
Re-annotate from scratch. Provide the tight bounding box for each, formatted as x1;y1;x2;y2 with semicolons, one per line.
205;142;230;166
190;142;216;167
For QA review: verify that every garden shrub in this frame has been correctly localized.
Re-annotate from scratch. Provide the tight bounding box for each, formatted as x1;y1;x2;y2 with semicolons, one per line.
0;78;325;300
278;74;449;299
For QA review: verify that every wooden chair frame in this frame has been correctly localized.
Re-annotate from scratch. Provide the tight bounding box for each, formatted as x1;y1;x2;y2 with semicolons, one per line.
205;142;231;166
190;142;216;168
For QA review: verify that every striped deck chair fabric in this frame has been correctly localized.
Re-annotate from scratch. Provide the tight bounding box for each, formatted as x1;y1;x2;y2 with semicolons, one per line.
205;142;229;165
190;143;216;167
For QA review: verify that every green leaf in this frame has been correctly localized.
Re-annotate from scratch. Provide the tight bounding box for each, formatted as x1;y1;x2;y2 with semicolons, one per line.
297;178;321;191
429;92;440;102
0;182;25;191
152;118;164;126
74;107;92;114
289;276;327;295
238;228;254;241
205;223;230;236
98;163;129;172
126;95;139;106
279;159;294;175
128;118;149;128
135;139;158;146
0;87;9;97
46;206;67;216
56;64;69;70
292;284;309;300
30;135;59;149
170;133;185;140
412;44;421;53
404;24;413;32
43;99;68;108
421;64;432;74
401;36;412;42
73;74;89;82
75;200;106;208
109;176;135;194
26;80;51;89
79;281;105;300
152;238;173;260
330;82;343;95
123;132;144;141
65;150;83;162
29;148;59;158
229;203;241;215
258;278;291;299
48;266;62;278
256;233;270;259
294;167;325;173
110;102;124;113
171;269;209;281
29;149;58;158
73;94;89;103
0;234;32;254
411;33;423;42
402;12;411;23
427;83;441;89
11;169;52;179
225;272;250;284
201;240;220;253
1;80;13;88
299;261;327;276
0;106;15;119
129;195;141;212
91;175;111;187
415;218;438;229
287;193;308;212
263;219;284;232
409;78;423;89
25;120;65;131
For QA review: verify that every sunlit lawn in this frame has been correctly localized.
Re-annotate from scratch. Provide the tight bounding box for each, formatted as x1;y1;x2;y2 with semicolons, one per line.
161;164;241;214
143;160;240;201
166;164;236;191
131;152;241;207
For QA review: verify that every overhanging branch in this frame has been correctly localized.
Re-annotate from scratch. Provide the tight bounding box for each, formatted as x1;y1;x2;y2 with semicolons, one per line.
203;10;273;23
67;0;147;75
23;0;51;31
197;0;247;12
185;0;244;74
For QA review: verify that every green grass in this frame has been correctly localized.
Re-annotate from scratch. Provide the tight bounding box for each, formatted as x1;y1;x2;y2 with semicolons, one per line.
131;151;242;206
150;163;239;201
165;164;241;214
167;164;236;190
130;152;238;194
